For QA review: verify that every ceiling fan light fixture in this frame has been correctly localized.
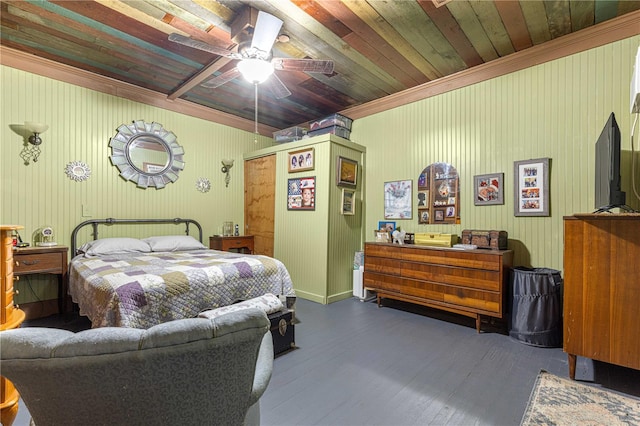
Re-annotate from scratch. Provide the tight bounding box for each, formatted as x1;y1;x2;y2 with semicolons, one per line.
237;58;274;84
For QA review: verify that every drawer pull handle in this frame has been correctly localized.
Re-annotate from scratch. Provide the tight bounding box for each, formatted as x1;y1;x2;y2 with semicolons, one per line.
14;276;19;281
22;260;40;266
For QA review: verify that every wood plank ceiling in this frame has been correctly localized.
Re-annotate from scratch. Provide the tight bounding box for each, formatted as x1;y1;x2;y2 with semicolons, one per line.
1;1;639;131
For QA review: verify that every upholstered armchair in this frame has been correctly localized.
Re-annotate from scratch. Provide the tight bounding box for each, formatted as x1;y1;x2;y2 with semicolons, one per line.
0;308;273;426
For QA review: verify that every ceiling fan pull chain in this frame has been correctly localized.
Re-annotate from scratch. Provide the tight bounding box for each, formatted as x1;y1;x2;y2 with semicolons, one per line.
254;83;259;143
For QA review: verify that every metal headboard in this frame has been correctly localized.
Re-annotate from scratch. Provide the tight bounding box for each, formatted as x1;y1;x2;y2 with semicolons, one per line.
71;218;203;256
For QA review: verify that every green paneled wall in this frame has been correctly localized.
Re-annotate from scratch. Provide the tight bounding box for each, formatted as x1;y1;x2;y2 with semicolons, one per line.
2;35;639;304
351;35;640;271
0;65;273;303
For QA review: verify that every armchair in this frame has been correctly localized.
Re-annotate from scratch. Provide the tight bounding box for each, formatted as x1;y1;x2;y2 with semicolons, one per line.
0;308;273;426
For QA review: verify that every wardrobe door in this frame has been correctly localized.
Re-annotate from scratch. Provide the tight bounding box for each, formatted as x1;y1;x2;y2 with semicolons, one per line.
244;155;276;257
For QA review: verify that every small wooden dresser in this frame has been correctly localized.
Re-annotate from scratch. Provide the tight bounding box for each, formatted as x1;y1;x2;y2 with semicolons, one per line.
1;225;26;426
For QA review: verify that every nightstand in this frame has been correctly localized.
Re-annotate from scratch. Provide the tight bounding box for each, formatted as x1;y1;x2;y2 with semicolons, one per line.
13;246;68;314
209;235;254;254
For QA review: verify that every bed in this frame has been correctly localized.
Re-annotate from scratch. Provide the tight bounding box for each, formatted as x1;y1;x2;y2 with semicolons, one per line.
68;218;295;328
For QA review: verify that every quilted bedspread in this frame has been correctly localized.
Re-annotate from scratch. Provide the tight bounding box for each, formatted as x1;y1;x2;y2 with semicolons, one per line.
68;250;295;328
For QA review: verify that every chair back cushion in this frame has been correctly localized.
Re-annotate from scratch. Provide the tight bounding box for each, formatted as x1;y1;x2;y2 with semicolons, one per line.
0;308;270;426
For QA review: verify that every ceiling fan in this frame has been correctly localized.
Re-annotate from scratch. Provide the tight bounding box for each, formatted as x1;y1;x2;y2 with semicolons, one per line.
168;8;334;99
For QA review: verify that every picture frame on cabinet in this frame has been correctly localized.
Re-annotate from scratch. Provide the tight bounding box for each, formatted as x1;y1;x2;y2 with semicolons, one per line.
374;230;391;243
341;189;355;215
513;158;550;217
336;156;358;188
288;148;315;173
474;173;504;206
287;176;315;210
378;221;396;232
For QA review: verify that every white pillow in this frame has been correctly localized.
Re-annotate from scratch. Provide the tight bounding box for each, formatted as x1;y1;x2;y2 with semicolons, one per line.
79;238;151;256
142;235;206;252
198;294;284;319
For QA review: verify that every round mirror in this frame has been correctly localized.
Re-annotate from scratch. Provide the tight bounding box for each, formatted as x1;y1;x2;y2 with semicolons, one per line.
127;134;170;173
109;120;185;189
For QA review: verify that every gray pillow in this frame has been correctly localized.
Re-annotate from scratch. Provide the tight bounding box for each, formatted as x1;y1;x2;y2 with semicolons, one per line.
79;238;151;257
142;235;206;252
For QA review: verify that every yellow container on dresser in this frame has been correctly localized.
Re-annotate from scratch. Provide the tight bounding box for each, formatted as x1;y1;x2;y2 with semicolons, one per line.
1;225;26;426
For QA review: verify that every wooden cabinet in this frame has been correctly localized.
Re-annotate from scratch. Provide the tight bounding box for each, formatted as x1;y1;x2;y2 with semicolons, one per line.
364;242;513;332
13;246;68;314
209;235;254;254
1;225;26;426
563;214;640;379
245;135;366;304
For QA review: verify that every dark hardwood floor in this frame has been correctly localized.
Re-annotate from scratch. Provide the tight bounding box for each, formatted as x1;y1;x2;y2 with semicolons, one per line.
13;297;640;426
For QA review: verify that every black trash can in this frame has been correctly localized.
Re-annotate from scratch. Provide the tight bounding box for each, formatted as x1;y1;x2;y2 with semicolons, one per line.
509;267;563;348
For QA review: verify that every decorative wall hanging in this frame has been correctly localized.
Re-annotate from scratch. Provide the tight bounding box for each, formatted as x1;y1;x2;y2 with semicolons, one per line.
417;163;460;224
287;176;315;210
474;173;504;206
336;156;358;188
341;188;355;215
288;148;315;173
195;177;211;193
514;158;550;216
64;161;91;182
109;120;185;189
384;180;412;219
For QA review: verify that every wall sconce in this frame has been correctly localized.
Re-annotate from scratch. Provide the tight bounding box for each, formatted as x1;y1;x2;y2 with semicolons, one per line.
21;122;49;164
221;159;234;187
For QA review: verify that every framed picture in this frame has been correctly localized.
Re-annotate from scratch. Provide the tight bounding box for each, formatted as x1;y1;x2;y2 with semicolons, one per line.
341;189;356;215
336;156;358;188
288;148;314;173
287;176;315;210
378;221;396;232
474;173;504;206
434;209;445;221
374;230;391;243
418;209;429;224
384;180;412;219
514;158;550;217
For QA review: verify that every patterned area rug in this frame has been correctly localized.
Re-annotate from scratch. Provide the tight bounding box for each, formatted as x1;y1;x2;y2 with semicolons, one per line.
521;370;640;425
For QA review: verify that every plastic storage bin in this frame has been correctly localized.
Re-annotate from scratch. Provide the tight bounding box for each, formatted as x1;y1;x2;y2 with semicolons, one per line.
307;125;351;140
273;126;307;143
308;113;353;131
509;267;563;347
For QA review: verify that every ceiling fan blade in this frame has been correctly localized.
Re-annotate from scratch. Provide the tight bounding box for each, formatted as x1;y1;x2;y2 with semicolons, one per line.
264;73;292;99
272;58;334;74
251;11;283;53
169;33;242;60
201;67;242;89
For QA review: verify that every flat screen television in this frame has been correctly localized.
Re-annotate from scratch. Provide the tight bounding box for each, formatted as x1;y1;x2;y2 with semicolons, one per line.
594;112;626;212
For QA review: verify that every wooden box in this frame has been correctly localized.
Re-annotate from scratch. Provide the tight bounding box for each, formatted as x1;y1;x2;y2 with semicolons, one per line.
268;310;295;356
461;230;508;250
414;233;458;247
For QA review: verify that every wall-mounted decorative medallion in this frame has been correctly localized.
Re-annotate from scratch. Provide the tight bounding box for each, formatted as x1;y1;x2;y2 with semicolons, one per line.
196;177;211;193
65;161;91;182
109;120;185;189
